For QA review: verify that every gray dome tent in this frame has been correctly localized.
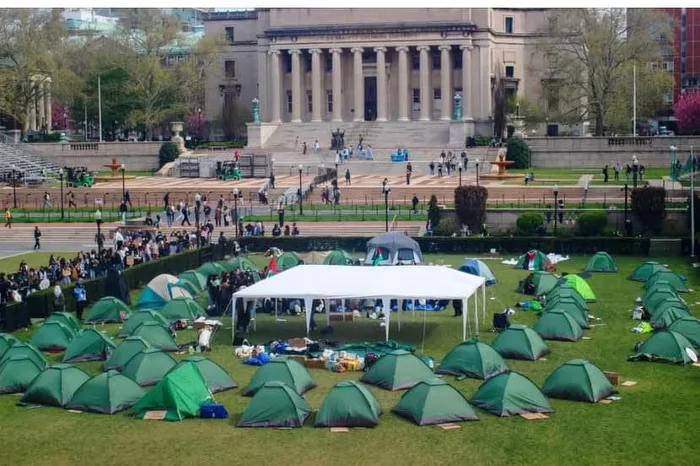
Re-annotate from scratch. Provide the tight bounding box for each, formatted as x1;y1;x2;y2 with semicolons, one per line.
365;232;423;265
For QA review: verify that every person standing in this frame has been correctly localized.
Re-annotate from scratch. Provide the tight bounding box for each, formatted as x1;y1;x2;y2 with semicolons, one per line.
4;208;11;229
278;202;285;227
124;190;133;208
33;226;42;250
411;194;419;214
119;201;127;224
614;163;620;181
429;160;435;176
345;168;351;186
181;203;192;226
42;192;51;209
194;192;202;210
313;139;320;155
163;192;170;209
602;165;609;183
67;190;77;208
302;141;307;155
270;171;276;189
406;162;412;185
73;280;87;321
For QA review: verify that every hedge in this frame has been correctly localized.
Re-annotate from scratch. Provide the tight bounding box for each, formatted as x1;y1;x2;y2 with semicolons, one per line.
239;236;653;255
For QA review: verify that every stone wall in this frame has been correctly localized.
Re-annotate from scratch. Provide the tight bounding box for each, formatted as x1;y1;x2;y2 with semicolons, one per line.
28;142;161;171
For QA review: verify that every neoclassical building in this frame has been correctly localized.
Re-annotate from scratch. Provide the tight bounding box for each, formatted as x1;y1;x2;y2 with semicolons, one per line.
204;8;552;145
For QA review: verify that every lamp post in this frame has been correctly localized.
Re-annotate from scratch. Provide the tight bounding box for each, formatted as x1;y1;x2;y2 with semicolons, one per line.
458;162;463;187
383;185;391;232
475;159;480;187
120;163;126;209
622;183;630;236
10;165;18;208
553;184;559;236
95;209;103;256
58;169;64;220
298;164;304;215
669;145;678;180
233;187;239;238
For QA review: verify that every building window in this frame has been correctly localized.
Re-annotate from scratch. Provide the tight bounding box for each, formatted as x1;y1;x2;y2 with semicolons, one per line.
433;88;441;100
545;86;559;113
412;88;420;111
649;62;659;71
326;90;333;113
324;55;332;72
505;16;514;34
682;62;686;74
453;51;462;70
224;60;236;79
286;90;292;114
682;14;686;27
431;50;441;70
306;91;313;113
411;52;420;70
663;93;673;105
284;54;292;73
662;61;674;72
505;65;514;78
224;27;234;44
304;54;311;72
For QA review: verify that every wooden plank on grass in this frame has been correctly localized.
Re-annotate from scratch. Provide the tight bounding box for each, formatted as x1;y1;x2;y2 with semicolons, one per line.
520;413;549;420
331;427;350;433
438;423;461;430
142;411;167;420
621;381;637;387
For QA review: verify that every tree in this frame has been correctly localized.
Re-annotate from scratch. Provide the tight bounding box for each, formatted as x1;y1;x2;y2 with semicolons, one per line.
492;71;507;139
185;112;208;140
0;9;70;135
539;9;671;135
507;95;547;133
427;195;441;229
454;186;488;233
673;90;700;135
220;92;250;141
173;33;227;113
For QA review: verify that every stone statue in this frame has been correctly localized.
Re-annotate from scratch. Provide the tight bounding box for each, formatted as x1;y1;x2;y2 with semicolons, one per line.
251;97;260;123
170;121;186;154
330;128;345;150
453;93;462;121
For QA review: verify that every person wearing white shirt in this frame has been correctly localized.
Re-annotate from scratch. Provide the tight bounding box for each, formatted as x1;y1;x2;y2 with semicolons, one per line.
114;229;124;250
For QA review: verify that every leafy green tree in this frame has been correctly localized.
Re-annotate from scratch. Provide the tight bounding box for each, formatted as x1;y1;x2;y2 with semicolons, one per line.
427;195;441;229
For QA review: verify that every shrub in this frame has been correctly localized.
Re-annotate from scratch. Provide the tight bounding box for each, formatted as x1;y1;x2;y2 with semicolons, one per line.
506;137;530;169
474;136;492;146
427;195;441;228
577;212;608;236
454;186;488;232
516;212;544;236
631;187;666;233
158;141;179;168
433;216;461;237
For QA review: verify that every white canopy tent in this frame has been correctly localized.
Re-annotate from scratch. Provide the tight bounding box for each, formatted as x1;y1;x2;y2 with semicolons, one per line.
231;265;486;342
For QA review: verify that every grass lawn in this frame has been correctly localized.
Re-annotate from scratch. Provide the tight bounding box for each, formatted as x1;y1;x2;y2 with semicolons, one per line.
0;252;74;273
3;254;700;466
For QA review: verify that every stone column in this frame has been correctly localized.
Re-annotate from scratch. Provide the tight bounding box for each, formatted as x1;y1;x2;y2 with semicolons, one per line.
269;50;282;123
38;79;46;130
352;47;364;122
396;46;409;121
330;48;343;122
44;77;52;131
310;48;323;122
289;49;302;123
417;45;431;121
439;46;452;120
29;76;37;131
479;44;492;119
460;43;474;121
374;47;388;122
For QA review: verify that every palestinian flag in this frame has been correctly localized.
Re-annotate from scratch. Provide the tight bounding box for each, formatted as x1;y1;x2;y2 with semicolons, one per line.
269;255;278;274
372;248;383;266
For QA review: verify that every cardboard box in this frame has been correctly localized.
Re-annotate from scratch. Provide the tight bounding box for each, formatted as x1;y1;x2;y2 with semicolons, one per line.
604;371;619;386
329;312;354;322
303;358;326;369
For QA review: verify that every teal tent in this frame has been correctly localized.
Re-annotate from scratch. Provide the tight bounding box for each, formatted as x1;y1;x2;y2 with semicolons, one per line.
44;312;81;333
436;339;509;379
30;321;76;352
0;343;48;368
62;329;117;363
119;309;170;338
136;274;192;309
470;372;553;417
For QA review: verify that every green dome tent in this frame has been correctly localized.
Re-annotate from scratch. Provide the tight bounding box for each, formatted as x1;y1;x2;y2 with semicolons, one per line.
628;261;670;281
649;304;691;329
435;339;509;380
103;336;153;372
84;296;132;324
62;329;117;363
314;381;382;428
628;330;697;365
44;312;81;333
0;343;48;368
544;286;589;311
160;298;205;322
534;309;584;342
177;356;237;393
584;252;618;273
518;271;558;296
541;300;590;329
644;288;682;311
118;309;170;338
470;371;554;417
323;249;355;265
361;350;435;391
177;270;207;295
542;359;616;403
133;361;213;421
29;321;76;352
0;355;44;394
21;364;90;407
668;317;700;347
0;333;19;358
277;252;302;271
224;256;259;272
558;275;596;302
237;381;311;428
66;370;145;414
491;325;551;361
392;378;479;425
243;359;315;396
122;348;178;387
130;322;178;352
196;261;226;278
514;250;553;271
644;271;689;293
